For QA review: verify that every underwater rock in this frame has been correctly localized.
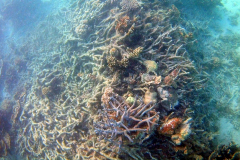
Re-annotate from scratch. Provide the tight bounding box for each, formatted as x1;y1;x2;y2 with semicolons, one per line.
157;87;179;110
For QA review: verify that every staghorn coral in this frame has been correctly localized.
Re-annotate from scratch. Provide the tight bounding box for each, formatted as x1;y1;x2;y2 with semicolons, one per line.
0;106;13;157
208;142;240;160
94;88;159;147
11;0;211;159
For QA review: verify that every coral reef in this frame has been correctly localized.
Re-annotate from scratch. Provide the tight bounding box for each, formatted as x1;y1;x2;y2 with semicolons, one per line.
208;142;240;160
94;88;159;146
6;0;214;159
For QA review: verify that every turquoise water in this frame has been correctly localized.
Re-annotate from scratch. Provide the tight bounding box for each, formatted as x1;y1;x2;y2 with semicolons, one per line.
0;0;240;159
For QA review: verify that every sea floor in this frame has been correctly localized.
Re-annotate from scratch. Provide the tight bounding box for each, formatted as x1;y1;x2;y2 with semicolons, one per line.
212;0;240;146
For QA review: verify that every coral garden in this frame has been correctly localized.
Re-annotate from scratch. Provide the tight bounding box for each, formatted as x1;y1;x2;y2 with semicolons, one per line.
0;0;240;159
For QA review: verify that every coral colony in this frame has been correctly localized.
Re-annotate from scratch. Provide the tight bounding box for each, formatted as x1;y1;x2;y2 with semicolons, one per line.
1;0;240;159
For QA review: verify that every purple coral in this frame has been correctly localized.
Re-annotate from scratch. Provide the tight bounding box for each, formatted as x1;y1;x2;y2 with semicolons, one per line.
94;91;159;145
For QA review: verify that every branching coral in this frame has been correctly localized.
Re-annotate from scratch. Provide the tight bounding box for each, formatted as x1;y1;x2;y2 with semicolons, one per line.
94;88;159;146
11;0;210;159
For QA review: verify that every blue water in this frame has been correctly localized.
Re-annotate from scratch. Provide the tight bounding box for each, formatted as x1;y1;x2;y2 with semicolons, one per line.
0;0;240;159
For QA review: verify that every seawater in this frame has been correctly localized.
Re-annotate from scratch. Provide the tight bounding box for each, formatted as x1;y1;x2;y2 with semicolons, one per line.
0;0;240;159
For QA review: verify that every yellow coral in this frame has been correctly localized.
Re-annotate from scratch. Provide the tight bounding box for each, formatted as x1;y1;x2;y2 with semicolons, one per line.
126;96;135;105
129;47;143;58
143;60;158;74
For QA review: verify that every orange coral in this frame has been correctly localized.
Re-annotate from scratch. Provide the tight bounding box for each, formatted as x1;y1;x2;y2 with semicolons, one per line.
164;67;180;86
158;118;182;135
115;15;130;34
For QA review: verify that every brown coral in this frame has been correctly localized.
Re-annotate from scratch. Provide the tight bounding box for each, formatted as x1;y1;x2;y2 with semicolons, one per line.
115;15;130;34
129;47;143;58
164;67;180;87
41;86;51;96
158;118;182;135
107;55;129;70
171;118;192;145
109;47;119;57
